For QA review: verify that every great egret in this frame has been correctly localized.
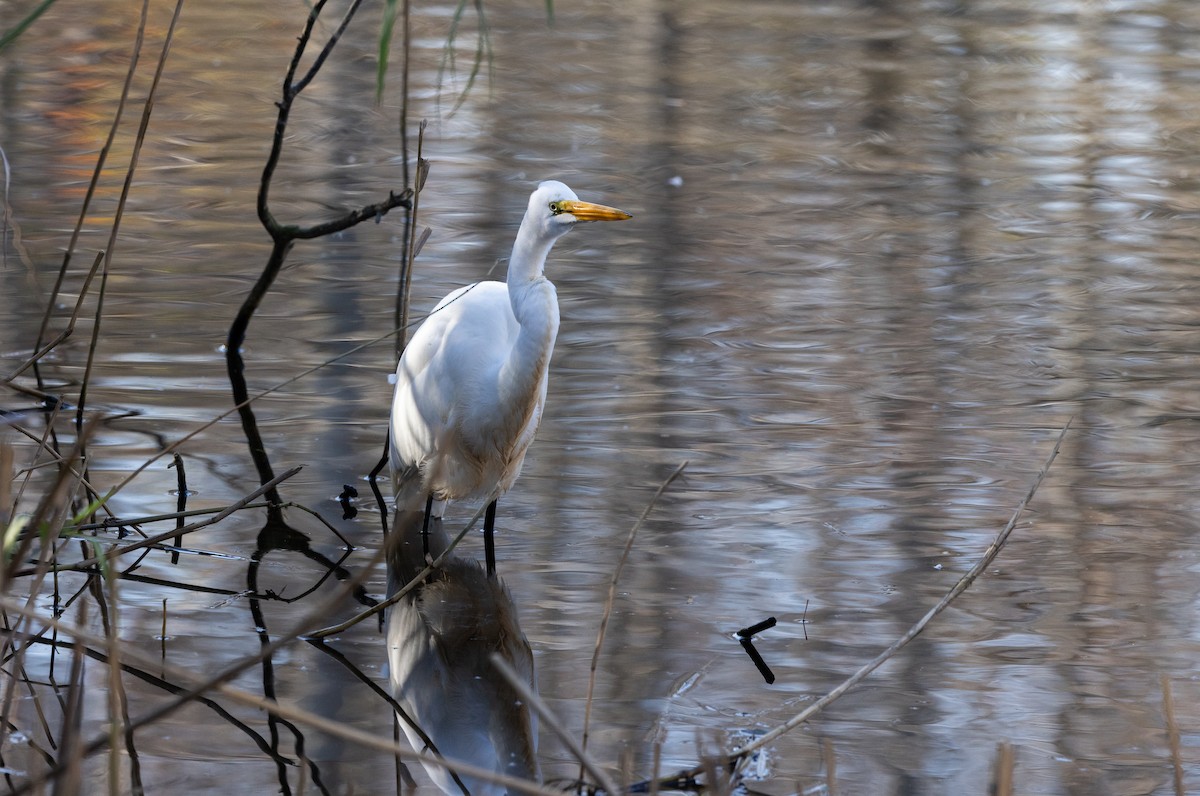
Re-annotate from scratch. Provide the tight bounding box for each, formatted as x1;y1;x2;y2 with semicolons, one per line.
389;181;631;572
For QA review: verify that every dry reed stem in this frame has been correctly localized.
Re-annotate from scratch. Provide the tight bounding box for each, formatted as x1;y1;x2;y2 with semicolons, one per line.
62;504;269;534
397;120;428;352
992;741;1013;796
73;261;107;505
29;1;148;366
822;736;836;795
96;568;140;796
68;0;185;525
57;609;87;795
650;743;662;796
1161;673;1184;796
490;653;620;796
98;0;184;279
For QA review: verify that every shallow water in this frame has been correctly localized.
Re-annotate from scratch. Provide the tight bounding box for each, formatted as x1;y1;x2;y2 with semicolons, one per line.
3;0;1200;793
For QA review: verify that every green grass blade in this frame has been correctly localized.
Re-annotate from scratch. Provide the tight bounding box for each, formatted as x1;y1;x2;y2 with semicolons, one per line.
377;0;401;102
0;0;59;53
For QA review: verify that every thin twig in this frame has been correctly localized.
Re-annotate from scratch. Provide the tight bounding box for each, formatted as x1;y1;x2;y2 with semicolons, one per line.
399;121;428;353
73;260;108;507
3;250;102;382
306;497;492;639
100;0;184;273
734;420;1069;760
290;0;370;97
580;462;687;767
61;503;270;534
55;604;87;795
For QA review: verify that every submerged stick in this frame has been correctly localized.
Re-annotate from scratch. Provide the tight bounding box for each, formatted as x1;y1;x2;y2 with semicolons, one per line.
168;453;187;565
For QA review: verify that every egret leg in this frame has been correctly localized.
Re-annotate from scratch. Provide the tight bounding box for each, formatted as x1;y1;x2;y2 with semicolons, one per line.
484;500;498;577
421;494;434;558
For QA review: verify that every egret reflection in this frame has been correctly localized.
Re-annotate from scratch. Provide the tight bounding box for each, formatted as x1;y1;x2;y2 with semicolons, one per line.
386;509;540;794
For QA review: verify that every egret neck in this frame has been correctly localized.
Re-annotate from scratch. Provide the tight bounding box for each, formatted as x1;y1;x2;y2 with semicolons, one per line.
497;224;562;454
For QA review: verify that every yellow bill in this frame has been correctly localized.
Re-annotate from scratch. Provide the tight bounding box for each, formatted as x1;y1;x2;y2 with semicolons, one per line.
558;200;632;222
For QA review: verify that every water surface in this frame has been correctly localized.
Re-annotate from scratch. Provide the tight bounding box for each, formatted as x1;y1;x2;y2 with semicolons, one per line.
3;1;1200;794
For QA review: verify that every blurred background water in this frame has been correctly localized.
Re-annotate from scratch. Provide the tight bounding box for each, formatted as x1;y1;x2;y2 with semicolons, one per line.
3;0;1200;793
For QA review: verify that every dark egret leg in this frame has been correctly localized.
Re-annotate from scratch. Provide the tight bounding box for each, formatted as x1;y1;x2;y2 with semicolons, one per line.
421;494;434;558
484;500;498;577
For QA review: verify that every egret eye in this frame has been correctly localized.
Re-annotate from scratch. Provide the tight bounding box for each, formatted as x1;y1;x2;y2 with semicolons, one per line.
548;201;562;215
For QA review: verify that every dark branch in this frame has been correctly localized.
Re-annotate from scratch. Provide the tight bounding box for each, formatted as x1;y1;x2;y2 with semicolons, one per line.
290;190;413;240
230;0;412;505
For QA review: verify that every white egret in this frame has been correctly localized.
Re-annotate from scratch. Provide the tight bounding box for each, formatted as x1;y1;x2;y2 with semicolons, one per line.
389;180;631;572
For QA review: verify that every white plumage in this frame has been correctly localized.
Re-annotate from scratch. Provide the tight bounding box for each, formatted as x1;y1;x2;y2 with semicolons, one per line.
389;181;630;566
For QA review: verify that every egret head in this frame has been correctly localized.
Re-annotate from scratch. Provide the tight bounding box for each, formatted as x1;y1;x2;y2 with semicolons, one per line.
526;180;631;240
